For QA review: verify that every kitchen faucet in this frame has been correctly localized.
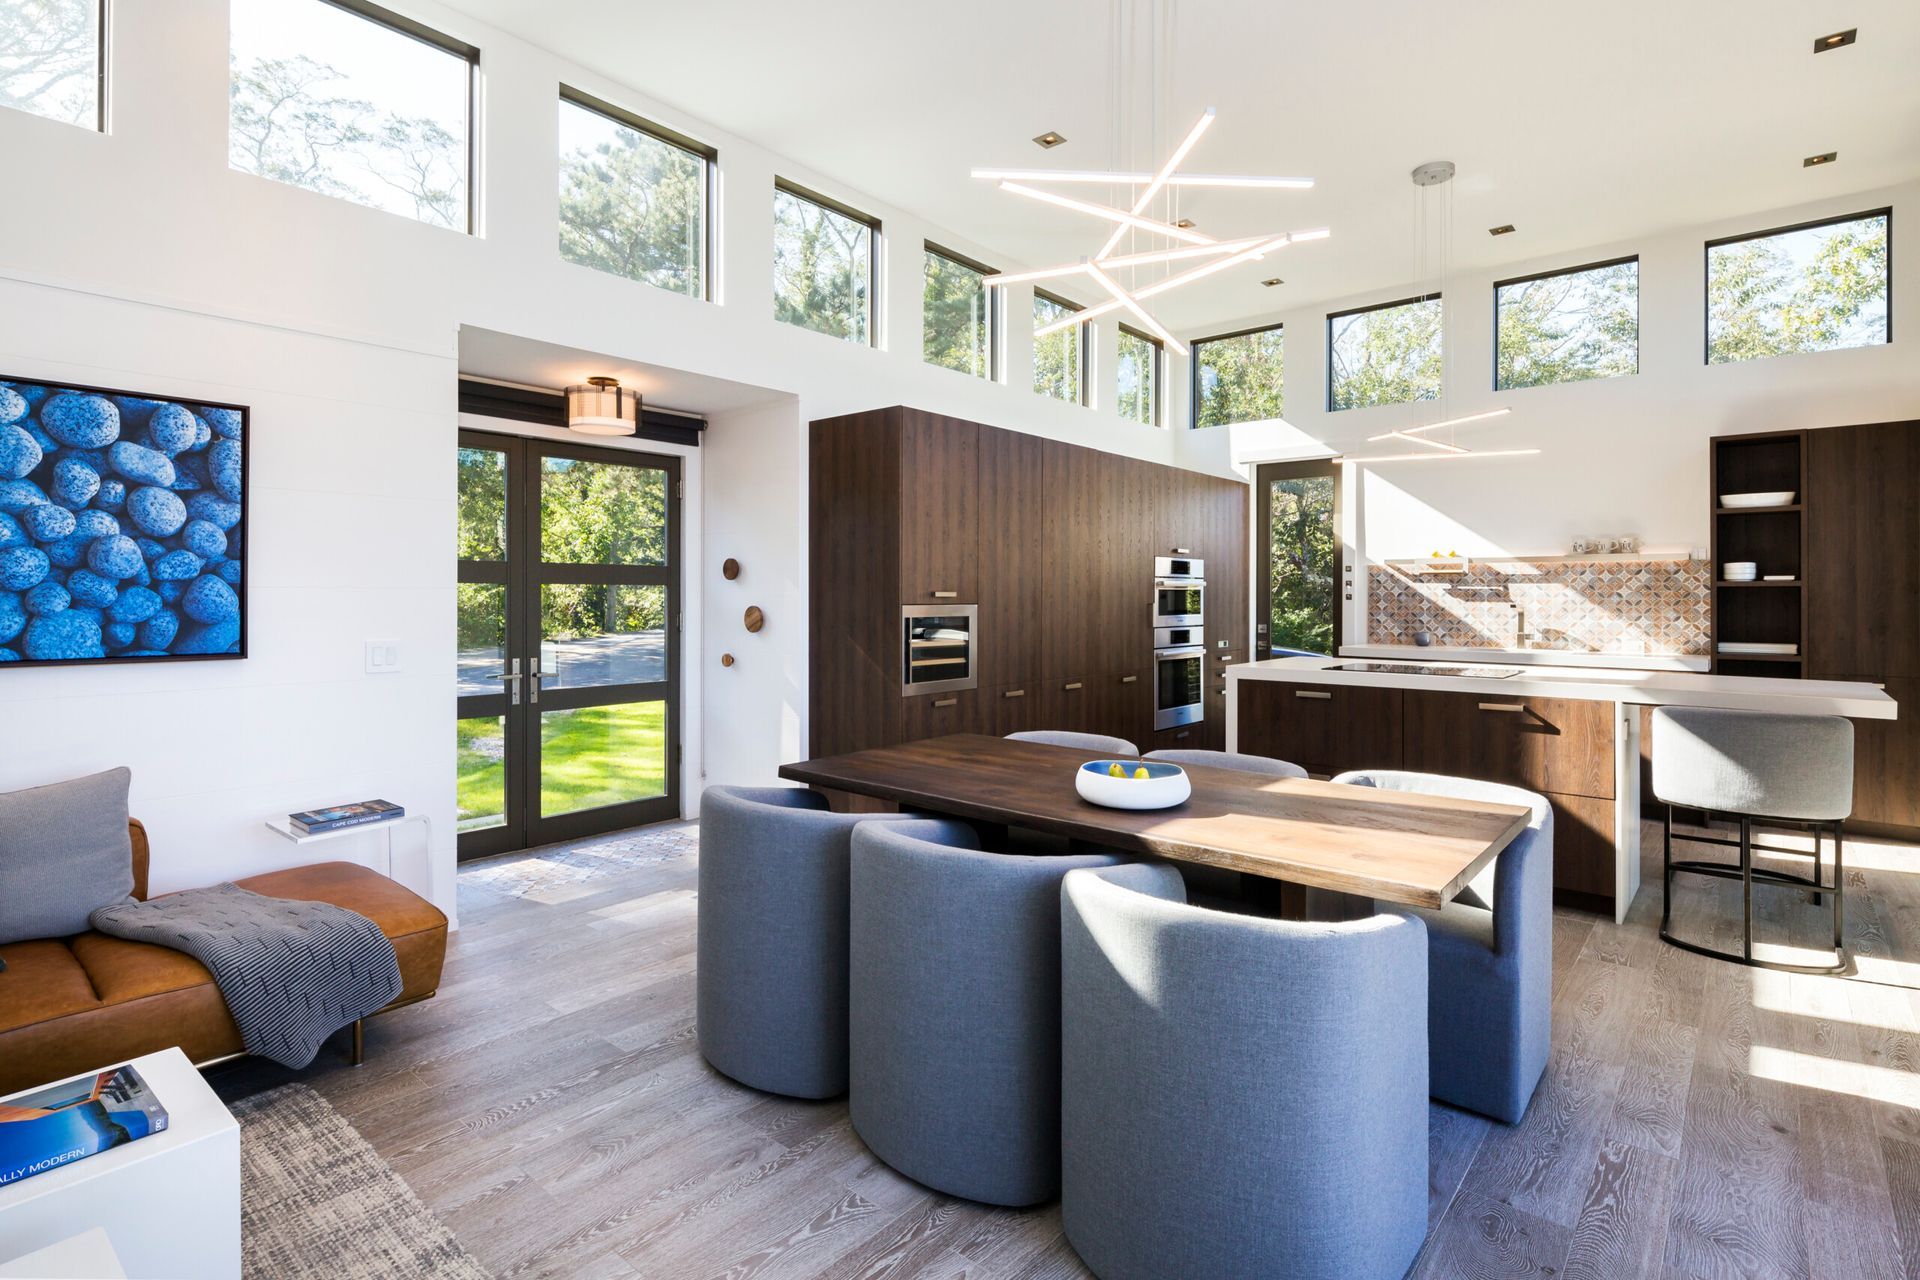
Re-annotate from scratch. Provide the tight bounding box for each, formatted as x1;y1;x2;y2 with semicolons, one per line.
1514;605;1533;649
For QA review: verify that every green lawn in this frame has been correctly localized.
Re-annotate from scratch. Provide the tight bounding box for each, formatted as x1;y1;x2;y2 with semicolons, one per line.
458;702;667;832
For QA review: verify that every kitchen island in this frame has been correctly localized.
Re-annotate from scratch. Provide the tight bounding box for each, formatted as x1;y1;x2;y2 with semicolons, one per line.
1226;654;1898;922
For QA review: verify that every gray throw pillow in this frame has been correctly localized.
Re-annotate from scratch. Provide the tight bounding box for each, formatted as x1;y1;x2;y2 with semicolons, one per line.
0;767;135;944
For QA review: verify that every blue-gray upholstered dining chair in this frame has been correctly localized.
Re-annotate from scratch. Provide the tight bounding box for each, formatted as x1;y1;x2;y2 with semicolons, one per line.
848;821;1127;1206
1142;747;1309;778
1006;729;1138;756
1332;769;1554;1123
1059;863;1429;1280
696;785;920;1099
1653;706;1853;974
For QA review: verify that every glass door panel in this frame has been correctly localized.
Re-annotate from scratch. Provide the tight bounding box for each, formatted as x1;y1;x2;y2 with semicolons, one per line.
538;583;667;689
456;714;509;833
1256;461;1343;659
538;701;669;816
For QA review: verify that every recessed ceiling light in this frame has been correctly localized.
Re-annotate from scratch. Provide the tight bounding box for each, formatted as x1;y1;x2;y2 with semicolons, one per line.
1804;151;1838;167
1814;28;1856;52
1032;131;1066;149
1260;277;1283;287
1488;224;1516;236
1174;218;1197;229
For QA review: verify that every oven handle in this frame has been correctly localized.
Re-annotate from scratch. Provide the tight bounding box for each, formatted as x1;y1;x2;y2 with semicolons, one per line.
1154;578;1206;589
1155;646;1206;660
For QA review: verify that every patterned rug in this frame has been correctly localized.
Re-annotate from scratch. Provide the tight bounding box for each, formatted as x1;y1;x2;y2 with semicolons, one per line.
459;820;699;902
235;1085;491;1278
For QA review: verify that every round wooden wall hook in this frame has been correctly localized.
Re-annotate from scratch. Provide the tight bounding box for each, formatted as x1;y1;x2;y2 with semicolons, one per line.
721;653;735;667
722;558;740;581
743;605;764;633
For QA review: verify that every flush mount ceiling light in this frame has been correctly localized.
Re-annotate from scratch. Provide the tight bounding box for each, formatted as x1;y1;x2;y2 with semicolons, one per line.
1814;27;1856;52
564;376;638;436
1033;131;1067;148
1804;151;1838;167
1334;167;1536;466
1260;277;1283;287
1488;224;1516;236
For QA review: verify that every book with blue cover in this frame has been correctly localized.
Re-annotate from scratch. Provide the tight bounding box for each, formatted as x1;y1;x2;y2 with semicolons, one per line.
289;798;404;835
0;1064;169;1188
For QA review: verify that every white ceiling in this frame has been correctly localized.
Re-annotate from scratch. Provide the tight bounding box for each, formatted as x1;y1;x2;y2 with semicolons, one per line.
458;326;791;415
456;0;1920;332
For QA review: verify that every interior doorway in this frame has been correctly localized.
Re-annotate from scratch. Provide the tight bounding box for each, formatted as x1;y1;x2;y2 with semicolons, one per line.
1254;459;1344;659
456;431;682;860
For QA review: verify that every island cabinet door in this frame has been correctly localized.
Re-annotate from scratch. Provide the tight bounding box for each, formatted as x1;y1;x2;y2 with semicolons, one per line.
1237;681;1401;776
1402;690;1615;800
898;411;980;606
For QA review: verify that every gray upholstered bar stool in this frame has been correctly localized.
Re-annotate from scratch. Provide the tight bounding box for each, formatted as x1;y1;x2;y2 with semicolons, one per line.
1143;747;1309;778
1006;729;1138;756
849;822;1127;1205
1654;706;1853;974
1332;770;1554;1123
1059;864;1429;1280
696;785;920;1099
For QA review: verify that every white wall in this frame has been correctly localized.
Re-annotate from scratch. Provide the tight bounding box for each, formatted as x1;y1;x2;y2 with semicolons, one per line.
0;0;1232;919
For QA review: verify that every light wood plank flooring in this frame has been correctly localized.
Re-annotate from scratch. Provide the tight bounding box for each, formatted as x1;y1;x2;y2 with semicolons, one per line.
213;819;1920;1278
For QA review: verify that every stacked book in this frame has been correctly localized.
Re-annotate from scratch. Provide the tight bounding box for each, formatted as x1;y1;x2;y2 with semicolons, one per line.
288;799;405;836
0;1064;169;1188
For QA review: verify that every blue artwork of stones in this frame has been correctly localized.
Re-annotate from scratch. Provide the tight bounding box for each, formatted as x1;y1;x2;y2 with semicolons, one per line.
0;378;244;664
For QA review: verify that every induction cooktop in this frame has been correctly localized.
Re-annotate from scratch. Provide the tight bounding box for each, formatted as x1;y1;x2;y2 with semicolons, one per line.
1330;662;1525;679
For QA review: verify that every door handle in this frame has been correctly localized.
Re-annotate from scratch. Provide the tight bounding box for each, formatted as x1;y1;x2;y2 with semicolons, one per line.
490;659;522;706
1478;702;1527;713
932;697;958;708
1003;688;1026;699
529;657;542;705
1120;675;1138;684
1295;689;1331;700
931;590;958;599
1062;681;1083;691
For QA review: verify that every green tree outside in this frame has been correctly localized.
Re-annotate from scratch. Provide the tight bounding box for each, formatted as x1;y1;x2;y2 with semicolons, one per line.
1329;297;1442;411
1496;261;1638;389
1708;215;1888;363
0;0;98;125
558;100;704;296
1116;328;1159;424
1194;326;1284;427
924;250;991;377
1268;474;1337;655
1034;294;1082;402
774;190;870;342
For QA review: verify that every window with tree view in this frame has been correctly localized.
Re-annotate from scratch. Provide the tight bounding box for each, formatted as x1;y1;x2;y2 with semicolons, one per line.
1034;292;1083;403
0;0;102;129
1193;325;1283;427
773;183;874;344
1328;296;1441;411
229;0;475;231
1496;258;1638;389
923;246;993;378
1117;326;1160;425
1707;211;1890;364
558;91;709;298
1263;465;1338;657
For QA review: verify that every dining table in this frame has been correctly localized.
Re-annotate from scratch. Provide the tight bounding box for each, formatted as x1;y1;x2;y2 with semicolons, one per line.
777;733;1534;918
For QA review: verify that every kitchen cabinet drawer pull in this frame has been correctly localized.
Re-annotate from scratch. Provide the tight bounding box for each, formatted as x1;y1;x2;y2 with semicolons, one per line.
932;697;958;708
1002;688;1026;699
1120;675;1139;684
1062;681;1083;691
931;590;958;599
1219;657;1237;665
1295;690;1332;700
1173;730;1191;740
1478;701;1527;713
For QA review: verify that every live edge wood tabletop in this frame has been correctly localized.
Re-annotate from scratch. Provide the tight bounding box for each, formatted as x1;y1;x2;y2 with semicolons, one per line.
778;733;1532;911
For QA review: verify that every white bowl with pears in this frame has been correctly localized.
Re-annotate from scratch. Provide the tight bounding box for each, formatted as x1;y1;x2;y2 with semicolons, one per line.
1075;759;1191;810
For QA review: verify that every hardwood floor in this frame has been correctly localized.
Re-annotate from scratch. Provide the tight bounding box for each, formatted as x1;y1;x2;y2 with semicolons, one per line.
212;820;1920;1279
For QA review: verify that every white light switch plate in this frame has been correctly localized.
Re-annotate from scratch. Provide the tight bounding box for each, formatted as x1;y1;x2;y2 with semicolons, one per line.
365;640;402;674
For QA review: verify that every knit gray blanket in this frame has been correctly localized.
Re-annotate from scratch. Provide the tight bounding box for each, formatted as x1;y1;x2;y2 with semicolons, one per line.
90;883;402;1068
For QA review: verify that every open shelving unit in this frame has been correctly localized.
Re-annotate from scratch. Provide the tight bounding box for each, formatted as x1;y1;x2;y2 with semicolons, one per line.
1709;430;1807;677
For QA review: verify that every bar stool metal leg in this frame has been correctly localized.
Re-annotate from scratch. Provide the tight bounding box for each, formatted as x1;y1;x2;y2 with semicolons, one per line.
1740;816;1754;963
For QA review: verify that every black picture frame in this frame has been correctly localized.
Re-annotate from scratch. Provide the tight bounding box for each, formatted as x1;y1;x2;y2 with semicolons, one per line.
0;373;249;670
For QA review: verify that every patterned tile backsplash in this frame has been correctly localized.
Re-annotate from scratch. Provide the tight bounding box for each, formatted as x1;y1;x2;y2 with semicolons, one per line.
1367;559;1711;655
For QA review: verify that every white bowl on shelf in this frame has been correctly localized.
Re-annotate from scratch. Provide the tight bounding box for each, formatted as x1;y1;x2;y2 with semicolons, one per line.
1717;641;1799;655
1720;491;1795;508
1723;561;1758;580
1075;760;1190;811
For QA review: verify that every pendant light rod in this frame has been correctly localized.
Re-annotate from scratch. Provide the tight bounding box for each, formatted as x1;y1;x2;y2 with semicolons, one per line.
1084;260;1189;355
1033;229;1323;335
1093;107;1216;260
997;182;1216;244
1365;406;1513;443
971;168;1313;190
1333;448;1541;465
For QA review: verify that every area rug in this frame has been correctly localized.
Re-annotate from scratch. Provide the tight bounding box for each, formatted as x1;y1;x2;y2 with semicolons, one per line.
234;1084;491;1278
459;820;698;902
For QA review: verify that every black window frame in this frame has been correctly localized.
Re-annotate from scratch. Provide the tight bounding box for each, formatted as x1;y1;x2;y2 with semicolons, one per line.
1325;292;1441;413
1117;321;1164;426
558;84;718;301
772;177;881;348
922;241;1001;382
242;0;482;233
1034;287;1091;407
1189;320;1284;430
1491;254;1641;391
1702;206;1893;365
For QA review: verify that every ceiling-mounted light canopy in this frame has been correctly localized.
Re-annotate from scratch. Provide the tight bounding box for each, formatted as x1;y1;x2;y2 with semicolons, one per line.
565;376;638;436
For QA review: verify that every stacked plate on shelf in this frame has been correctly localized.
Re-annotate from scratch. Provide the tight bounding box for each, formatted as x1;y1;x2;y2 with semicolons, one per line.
1720;491;1795;508
1717;641;1799;655
1724;561;1758;581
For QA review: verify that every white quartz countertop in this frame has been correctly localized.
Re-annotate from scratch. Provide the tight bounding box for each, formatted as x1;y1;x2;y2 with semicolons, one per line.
1340;644;1711;673
1229;654;1898;719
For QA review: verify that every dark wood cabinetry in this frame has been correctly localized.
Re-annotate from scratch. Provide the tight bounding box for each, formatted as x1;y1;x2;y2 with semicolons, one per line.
1402;691;1614;801
1236;680;1402;777
811;406;1248;759
1709;430;1808;678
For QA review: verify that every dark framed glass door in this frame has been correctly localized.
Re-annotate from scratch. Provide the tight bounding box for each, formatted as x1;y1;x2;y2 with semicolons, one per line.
1255;459;1344;659
457;431;681;860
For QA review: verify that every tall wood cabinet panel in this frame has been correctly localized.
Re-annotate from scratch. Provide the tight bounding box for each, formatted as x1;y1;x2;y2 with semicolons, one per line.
979;428;1045;685
1041;440;1100;682
809;411;903;758
898;410;979;604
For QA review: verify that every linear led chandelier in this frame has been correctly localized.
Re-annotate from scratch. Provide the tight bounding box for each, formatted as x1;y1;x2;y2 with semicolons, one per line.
972;105;1326;354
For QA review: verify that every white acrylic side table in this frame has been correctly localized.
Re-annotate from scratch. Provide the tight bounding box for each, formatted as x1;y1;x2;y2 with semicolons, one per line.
0;1049;240;1280
263;812;431;882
